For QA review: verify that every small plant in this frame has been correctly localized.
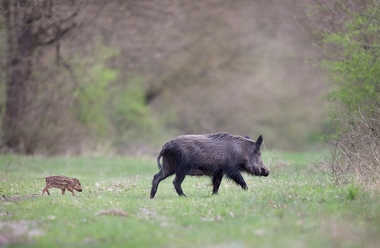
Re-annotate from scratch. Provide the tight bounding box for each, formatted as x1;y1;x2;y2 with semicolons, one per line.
315;138;352;186
347;186;359;201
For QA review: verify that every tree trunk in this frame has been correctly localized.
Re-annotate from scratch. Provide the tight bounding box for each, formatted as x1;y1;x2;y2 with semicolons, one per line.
2;0;35;153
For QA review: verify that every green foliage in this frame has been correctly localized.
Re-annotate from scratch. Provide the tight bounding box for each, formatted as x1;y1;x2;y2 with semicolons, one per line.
1;152;380;247
321;4;380;111
347;186;359;201
107;76;168;151
314;2;380;190
109;77;153;136
73;46;119;137
71;47;162;150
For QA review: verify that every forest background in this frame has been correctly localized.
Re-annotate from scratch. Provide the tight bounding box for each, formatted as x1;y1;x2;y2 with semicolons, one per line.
2;2;380;246
0;0;375;156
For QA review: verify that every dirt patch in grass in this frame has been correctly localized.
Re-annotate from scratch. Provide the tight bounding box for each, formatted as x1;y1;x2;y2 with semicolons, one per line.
95;208;129;217
2;194;39;202
0;220;45;246
137;207;157;220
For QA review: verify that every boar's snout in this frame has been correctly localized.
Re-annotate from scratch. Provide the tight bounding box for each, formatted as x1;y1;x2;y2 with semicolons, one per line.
253;166;270;177
261;168;270;177
77;189;83;192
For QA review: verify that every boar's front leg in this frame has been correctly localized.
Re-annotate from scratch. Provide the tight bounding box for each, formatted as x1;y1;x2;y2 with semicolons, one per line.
225;170;248;190
212;171;224;195
173;172;187;197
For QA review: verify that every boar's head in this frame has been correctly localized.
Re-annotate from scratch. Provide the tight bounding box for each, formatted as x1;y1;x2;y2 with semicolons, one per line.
248;135;269;177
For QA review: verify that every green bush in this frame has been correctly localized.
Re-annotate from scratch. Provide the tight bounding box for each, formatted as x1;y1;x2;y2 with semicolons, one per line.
314;1;380;189
71;45;165;153
73;46;119;138
321;4;380;112
109;77;157;147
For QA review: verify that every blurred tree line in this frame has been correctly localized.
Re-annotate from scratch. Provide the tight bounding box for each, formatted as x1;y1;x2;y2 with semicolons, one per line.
0;0;333;155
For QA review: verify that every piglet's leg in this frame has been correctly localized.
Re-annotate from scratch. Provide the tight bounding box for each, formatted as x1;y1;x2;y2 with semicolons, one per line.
42;187;50;196
61;189;66;195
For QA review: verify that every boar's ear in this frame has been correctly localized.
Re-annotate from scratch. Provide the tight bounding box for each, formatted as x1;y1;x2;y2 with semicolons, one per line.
255;135;263;150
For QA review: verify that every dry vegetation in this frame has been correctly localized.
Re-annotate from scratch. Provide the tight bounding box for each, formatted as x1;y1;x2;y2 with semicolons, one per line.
318;108;380;189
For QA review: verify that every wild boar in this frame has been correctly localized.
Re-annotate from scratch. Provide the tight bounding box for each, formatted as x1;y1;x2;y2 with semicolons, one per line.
42;176;83;196
150;132;269;198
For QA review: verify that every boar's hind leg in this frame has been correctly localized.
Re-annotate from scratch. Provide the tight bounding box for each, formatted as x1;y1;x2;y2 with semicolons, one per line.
225;170;248;190
173;172;187;197
150;170;173;199
212;171;224;195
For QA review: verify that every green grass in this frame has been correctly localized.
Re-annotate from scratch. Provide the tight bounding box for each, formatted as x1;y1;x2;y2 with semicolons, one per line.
1;151;380;247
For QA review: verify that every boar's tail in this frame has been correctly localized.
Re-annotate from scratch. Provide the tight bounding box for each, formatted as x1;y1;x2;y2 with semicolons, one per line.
157;149;164;170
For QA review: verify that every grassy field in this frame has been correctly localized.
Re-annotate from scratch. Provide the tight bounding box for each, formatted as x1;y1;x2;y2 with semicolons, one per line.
1;151;380;248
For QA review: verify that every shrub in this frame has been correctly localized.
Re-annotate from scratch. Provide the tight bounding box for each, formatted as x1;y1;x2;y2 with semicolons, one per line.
311;1;380;189
320;107;380;188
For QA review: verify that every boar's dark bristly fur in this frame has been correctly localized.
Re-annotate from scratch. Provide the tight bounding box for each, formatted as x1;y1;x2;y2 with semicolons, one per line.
150;132;269;198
